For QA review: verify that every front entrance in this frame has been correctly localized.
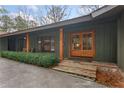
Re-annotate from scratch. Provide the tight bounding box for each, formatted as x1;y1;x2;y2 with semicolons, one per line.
70;31;95;57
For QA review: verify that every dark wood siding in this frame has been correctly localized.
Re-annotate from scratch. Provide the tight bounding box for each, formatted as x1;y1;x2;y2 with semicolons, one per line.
0;18;117;63
29;28;60;58
63;20;117;62
117;12;124;71
0;37;8;51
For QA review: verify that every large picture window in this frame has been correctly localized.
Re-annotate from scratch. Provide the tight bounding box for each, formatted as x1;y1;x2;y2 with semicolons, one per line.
38;36;55;52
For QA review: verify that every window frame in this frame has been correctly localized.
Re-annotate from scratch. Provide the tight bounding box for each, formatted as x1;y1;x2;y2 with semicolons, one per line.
37;35;55;52
70;30;95;57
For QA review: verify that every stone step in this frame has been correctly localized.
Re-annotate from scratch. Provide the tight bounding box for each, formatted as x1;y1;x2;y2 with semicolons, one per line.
62;60;96;66
59;61;97;72
62;60;117;68
53;59;117;79
53;65;96;78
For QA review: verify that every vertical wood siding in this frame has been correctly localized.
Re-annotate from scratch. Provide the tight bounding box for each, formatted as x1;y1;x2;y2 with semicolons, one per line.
0;18;117;63
0;37;8;51
29;28;60;59
117;12;124;71
63;20;117;63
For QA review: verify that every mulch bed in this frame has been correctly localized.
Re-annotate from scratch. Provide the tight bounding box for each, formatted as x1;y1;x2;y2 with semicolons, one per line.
96;66;124;88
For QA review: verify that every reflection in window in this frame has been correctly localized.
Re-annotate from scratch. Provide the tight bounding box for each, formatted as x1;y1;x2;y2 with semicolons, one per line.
83;34;87;50
51;37;55;51
83;33;92;50
38;36;55;52
43;38;51;51
87;34;92;50
72;34;80;50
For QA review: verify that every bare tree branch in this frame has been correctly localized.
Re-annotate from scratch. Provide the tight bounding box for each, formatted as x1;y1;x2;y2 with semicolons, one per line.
78;5;104;16
41;5;71;24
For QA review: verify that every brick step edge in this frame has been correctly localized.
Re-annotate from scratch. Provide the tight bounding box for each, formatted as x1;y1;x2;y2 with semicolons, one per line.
53;66;96;78
59;61;97;71
58;64;97;72
62;60;117;68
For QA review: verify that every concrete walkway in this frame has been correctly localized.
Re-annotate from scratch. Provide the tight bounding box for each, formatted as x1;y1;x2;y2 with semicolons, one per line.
0;57;106;88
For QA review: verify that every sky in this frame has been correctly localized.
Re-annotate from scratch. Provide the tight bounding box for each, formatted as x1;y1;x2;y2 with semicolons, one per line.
1;5;80;19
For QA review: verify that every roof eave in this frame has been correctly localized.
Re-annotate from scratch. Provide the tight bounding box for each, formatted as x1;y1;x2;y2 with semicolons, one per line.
0;15;92;38
91;5;118;18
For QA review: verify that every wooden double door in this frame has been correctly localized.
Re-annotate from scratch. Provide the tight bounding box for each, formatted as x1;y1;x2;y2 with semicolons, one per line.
70;31;95;57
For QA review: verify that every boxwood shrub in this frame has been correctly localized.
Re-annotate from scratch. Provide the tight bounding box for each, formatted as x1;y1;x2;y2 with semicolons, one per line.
0;52;1;57
1;51;59;68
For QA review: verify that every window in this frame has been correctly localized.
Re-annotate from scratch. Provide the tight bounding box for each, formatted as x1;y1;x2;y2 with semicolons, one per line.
38;36;55;52
70;31;95;57
72;34;81;50
51;37;55;51
82;33;92;50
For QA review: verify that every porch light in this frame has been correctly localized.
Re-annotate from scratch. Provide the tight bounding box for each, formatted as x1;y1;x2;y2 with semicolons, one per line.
76;43;80;47
24;37;26;40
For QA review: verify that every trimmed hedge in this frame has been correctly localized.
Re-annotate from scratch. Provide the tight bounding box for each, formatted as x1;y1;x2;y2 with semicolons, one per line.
1;51;59;68
0;52;1;57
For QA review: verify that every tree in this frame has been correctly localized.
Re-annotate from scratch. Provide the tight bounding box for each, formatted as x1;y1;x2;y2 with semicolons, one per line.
0;15;14;32
37;5;71;25
0;7;8;14
17;6;32;28
29;20;38;28
46;5;70;23
0;7;10;32
78;5;103;15
17;6;38;28
14;15;28;30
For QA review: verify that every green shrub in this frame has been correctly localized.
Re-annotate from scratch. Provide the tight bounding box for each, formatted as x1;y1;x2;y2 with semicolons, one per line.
0;52;1;57
1;51;59;68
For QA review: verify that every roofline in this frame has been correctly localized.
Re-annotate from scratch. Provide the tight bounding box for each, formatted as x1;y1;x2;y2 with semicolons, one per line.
0;15;92;38
0;5;120;38
91;5;118;18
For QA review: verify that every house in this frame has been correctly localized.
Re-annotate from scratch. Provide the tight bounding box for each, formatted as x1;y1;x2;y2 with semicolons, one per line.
0;5;124;71
0;32;8;35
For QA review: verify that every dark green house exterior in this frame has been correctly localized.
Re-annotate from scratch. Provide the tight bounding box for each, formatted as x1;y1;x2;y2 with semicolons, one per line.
0;5;124;71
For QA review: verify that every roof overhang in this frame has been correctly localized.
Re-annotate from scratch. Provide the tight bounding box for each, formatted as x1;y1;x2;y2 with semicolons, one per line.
91;5;118;18
0;15;92;38
91;5;124;20
0;5;124;38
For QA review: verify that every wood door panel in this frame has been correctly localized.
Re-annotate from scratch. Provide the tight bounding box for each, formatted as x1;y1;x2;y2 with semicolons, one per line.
71;50;94;57
81;50;93;57
70;31;95;57
71;50;81;57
